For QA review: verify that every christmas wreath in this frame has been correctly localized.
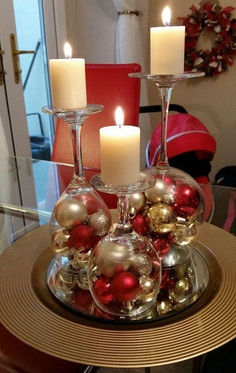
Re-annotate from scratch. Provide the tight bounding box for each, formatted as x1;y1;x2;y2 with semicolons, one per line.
178;2;236;76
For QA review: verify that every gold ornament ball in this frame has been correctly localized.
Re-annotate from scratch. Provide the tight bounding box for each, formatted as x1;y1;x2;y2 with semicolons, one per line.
73;250;91;269
128;192;146;215
147;203;175;234
88;209;111;236
174;259;191;279
156;299;172;314
145;179;174;204
169;276;192;303
95;241;130;277
131;253;153;276
52;229;70;254
139;276;156;293
175;277;191;294
172;222;197;246
55;198;88;229
139;276;157;304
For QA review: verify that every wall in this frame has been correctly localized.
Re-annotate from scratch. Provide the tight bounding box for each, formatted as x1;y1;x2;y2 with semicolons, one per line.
65;0;236;179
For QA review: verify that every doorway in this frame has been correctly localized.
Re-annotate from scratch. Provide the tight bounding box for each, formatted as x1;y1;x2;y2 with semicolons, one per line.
13;0;53;161
0;0;66;224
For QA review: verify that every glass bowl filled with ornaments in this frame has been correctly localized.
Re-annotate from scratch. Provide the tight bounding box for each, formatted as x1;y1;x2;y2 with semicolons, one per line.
88;112;162;319
89;172;162;319
128;71;207;315
43;105;112;304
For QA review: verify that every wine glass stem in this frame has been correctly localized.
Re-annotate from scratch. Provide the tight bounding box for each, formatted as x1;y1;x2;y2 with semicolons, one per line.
117;194;131;229
156;85;173;169
69;122;84;179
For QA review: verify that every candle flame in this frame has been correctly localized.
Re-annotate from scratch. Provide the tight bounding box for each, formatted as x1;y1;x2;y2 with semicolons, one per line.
162;6;171;26
115;106;124;127
64;42;72;58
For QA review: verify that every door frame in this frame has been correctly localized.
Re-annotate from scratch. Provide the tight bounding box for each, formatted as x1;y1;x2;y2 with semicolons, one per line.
43;0;67;59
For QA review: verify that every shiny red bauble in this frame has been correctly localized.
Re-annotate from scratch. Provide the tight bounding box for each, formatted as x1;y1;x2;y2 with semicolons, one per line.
173;184;200;217
156;174;175;187
68;224;95;249
160;270;175;290
94;276;113;304
71;289;93;311
131;214;149;235
111;271;140;302
152;237;171;256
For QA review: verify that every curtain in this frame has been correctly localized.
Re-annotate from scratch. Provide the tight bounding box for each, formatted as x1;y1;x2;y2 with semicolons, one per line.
113;0;148;69
113;0;151;169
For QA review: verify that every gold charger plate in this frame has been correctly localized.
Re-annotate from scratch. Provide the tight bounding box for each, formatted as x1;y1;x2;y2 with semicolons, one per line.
0;223;236;368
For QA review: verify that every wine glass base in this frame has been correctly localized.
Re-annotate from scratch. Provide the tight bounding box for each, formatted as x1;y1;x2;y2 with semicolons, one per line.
91;172;156;194
129;71;205;87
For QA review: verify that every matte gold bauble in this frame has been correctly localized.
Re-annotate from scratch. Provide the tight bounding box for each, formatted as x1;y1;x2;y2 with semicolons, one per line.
52;229;70;254
95;241;130;277
88;209;111;236
55;199;88;229
145;179;174;204
147;203;175;233
128;192;146;215
172;222;197;246
131;253;153;276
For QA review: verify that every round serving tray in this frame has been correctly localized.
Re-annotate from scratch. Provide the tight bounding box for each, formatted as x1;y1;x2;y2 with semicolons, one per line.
0;223;236;368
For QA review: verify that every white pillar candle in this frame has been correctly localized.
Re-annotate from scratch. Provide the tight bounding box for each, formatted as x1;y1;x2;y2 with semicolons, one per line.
49;42;87;110
100;107;140;186
150;6;185;74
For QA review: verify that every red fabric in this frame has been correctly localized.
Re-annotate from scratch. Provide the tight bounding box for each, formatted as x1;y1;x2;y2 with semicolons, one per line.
149;114;217;222
0;323;86;373
51;63;141;208
196;176;214;221
149;114;216;165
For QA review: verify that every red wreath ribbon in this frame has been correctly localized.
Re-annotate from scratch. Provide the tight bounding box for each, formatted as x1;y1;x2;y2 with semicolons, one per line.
178;2;236;76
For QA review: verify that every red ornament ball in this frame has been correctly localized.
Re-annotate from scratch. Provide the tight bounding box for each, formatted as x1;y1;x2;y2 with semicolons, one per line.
156;174;175;187
71;289;93;311
160;270;175;290
152;238;170;256
111;271;140;302
68;224;95;250
173;184;200;218
94;276;113;304
131;214;149;235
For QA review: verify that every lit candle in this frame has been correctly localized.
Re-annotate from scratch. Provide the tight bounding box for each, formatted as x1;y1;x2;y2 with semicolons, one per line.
100;107;140;186
49;42;87;110
150;6;185;74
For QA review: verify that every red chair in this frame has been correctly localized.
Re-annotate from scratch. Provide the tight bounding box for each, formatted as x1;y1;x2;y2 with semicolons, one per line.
51;63;141;208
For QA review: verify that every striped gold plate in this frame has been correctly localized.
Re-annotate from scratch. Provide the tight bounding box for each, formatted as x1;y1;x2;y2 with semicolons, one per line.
0;223;235;368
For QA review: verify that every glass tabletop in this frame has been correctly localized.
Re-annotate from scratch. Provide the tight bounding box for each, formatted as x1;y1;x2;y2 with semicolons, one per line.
0;154;235;253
